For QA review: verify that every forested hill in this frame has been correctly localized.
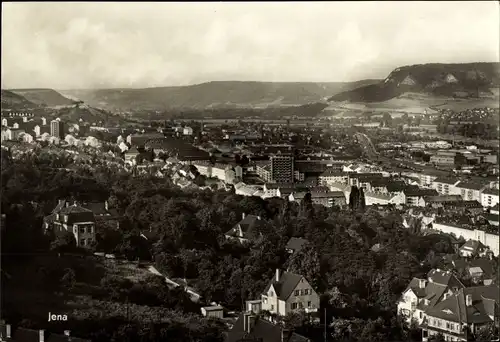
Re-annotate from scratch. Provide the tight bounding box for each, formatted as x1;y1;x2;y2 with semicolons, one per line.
329;62;500;103
60;79;379;111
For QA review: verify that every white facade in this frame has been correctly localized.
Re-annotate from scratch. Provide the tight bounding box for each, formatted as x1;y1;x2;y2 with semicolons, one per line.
481;191;499;208
432;223;499;256
183;127;193;136
20;133;34;143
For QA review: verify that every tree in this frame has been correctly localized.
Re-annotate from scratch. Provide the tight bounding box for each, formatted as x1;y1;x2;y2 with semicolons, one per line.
358;188;366;211
50;231;77;254
474;322;498;341
349;186;360;211
61;267;76;290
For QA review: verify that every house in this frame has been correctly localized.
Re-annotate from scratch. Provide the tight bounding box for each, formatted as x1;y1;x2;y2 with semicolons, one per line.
432;178;460;195
124;147;140;165
397;269;465;325
422;284;499;342
458;240;490;258
183;126;193;135
288;191;346;208
285;237;309;254
455;182;488;202
318;170;348;186
261;269;320;317
418;195;463;208
224;213;263;243
365;191;405;206
43;201;96;248
225;312;311;342
4;128;25;141
481;188;499;208
201;306;224;318
403;186;439;206
441;200;483;214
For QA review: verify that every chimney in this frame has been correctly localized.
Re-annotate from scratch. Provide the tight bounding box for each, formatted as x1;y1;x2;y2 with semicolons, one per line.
6;324;11;338
242;213;246;220
466;294;472;306
276;269;280;282
65;201;69;208
39;330;45;342
73;201;77;207
419;279;426;289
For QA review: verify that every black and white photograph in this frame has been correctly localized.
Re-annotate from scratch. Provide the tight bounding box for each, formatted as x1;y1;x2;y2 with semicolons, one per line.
0;1;499;342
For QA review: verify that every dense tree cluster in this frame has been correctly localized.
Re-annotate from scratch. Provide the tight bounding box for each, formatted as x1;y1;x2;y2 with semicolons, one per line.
0;148;475;341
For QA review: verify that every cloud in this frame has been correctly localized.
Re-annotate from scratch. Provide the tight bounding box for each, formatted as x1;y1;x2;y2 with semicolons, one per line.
1;1;498;89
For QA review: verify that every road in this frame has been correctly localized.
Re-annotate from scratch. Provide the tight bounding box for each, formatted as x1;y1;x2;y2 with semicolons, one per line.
354;132;379;158
148;265;201;302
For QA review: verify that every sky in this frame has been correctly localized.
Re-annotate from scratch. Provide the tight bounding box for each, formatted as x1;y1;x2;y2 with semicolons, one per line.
1;1;499;89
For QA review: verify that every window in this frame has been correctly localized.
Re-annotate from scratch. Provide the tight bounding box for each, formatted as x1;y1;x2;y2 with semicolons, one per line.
419;312;423;319
298;302;303;309
446;322;450;329
80;239;86;246
304;289;309;295
269;291;274;297
87;227;93;234
79;227;85;234
263;297;268;304
291;303;298;310
270;305;274;310
295;290;300;296
307;301;311;308
74;227;77;233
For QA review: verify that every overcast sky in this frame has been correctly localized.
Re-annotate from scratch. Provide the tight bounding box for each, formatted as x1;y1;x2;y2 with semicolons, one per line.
1;1;499;89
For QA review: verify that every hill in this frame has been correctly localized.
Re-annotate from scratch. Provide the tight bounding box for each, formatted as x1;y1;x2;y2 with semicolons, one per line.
1;90;38;110
9;88;76;107
61;80;379;111
329;62;500;103
53;104;121;125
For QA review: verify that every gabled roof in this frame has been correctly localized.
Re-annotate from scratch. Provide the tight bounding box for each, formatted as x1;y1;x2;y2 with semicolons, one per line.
456;182;487;191
225;215;262;238
427;269;464;289
285;237;308;252
263;271;305;301
482;188;500;196
459;240;488;254
225;313;310;342
433;177;459;185
426;285;499;324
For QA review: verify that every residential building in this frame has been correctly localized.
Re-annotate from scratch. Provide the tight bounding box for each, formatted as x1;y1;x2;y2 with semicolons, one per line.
422;285;499;342
124;147;140;165
256;162;272;182
432;178;461;195
285;237;309;254
481;188;499;208
225;312;311;342
224;213;263;243
418;195;463;208
43;201;96;248
430;151;458;166
432;220;499;256
289;191;346;208
50;119;65;139
201;306;224;318
403;186;439;206
183;126;193;135
318;170;348;186
455;182;488;202
365;191;405;206
270;154;294;183
458;240;490;258
397;269;465;325
261;269;320;316
20;132;34;143
4;128;25;141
